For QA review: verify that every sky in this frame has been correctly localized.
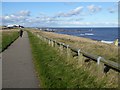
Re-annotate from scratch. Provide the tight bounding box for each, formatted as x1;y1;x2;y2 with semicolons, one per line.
1;2;118;27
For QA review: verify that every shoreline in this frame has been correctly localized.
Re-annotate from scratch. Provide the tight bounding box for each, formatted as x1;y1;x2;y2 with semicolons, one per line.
36;29;115;45
54;31;115;44
37;27;117;42
33;29;117;45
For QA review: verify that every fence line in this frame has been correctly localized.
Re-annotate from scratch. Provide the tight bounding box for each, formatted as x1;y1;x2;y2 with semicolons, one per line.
33;32;120;73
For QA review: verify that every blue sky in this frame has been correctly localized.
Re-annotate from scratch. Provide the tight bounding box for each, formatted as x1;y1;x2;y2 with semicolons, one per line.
1;2;118;27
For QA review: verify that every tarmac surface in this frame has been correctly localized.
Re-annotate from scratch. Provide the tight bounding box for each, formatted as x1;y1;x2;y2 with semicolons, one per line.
2;31;39;88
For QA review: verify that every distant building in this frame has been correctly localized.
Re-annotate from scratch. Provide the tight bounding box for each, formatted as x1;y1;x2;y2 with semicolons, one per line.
6;24;24;29
7;25;14;29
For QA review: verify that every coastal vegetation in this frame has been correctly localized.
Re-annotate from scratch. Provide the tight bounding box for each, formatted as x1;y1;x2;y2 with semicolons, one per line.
31;29;118;63
28;31;118;88
1;30;19;52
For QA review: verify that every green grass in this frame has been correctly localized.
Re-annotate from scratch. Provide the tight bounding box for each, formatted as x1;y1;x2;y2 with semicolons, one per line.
1;31;19;52
28;31;109;88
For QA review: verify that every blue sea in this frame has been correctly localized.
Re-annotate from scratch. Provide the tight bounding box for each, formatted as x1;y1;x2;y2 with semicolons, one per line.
49;27;118;42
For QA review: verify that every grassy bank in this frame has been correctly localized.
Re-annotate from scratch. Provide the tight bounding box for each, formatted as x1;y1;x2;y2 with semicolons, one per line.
30;29;118;63
1;30;19;52
28;31;114;88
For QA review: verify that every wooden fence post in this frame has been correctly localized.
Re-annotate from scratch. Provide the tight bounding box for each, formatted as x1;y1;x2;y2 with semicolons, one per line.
96;56;104;77
59;43;62;51
41;36;43;41
47;38;49;44
39;35;41;40
48;39;50;45
77;49;84;67
37;34;40;38
66;45;71;61
49;40;51;46
44;38;46;42
67;45;69;54
51;40;54;47
53;40;56;47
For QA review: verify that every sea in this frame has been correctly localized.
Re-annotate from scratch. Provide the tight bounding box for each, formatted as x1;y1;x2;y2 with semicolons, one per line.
47;27;118;43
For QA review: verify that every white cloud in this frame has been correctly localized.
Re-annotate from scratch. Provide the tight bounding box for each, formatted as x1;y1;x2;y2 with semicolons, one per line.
58;21;92;26
56;6;83;17
1;7;117;27
108;2;118;13
108;8;117;13
2;10;31;26
68;6;83;15
2;15;27;23
87;5;102;14
56;21;118;27
17;10;30;16
55;5;102;18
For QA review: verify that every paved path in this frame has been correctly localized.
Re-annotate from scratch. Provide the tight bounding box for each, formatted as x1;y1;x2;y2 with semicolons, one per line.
2;31;39;88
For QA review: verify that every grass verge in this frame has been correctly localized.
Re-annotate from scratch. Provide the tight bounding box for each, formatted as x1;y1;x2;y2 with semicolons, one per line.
1;30;19;52
28;31;110;88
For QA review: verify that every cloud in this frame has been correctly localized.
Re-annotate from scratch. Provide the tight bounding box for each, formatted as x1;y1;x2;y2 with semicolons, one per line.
2;15;27;24
87;5;102;14
1;7;117;27
2;10;31;25
108;8;117;13
17;10;30;16
58;21;92;26
108;2;118;13
57;21;118;27
56;6;83;17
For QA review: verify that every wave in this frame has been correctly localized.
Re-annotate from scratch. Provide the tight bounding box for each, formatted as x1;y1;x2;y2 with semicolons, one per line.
101;40;113;44
80;33;94;36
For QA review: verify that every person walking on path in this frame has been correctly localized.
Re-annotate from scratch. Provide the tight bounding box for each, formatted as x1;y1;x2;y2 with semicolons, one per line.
19;29;23;37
